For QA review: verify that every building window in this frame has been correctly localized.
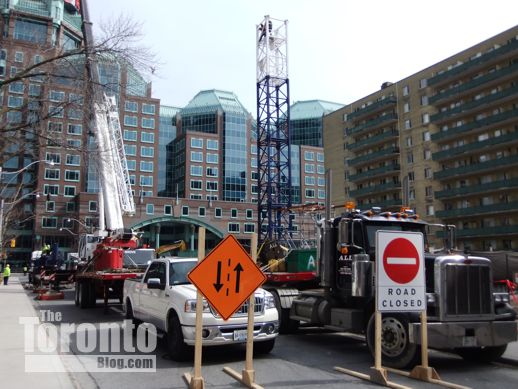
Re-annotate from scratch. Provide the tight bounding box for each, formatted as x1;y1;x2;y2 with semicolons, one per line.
424;167;432;179
146;204;154;215
422;113;430;124
251;171;258;180
140;161;154;172
28;84;41;96
425;186;433;197
125;101;138;112
14;51;23;62
206;167;218;177
404;119;412;129
65;170;80;182
408;172;415;181
45;152;61;165
141;132;155;143
140;176;153;187
419;78;427;89
198;207;206;217
191;151;203;162
191;165;203;176
318;177;325;186
64;186;76;197
206;153;218;164
124;115;138;127
68;108;82;120
46;201;55;212
317;152;324;163
423;149;431;160
142;118;155;129
127;160;136;171
140;146;154;157
43;184;59;196
423;131;431;142
207;139;218;150
231;208;238;218
406;136;412;147
426;205;434;216
182;206;189;216
305;176;315;185
66;202;76;212
190;180;202;190
42;217;58;229
8;95;23;108
420;95;429;106
317;165;325;174
305;189;315;198
142;103;156;115
89;201;97;212
206;181;218;191
212;207;222;218
164;205;172;215
403;102;410;113
66;155;80;166
402;85;409;96
9;81;24;94
49;90;65;102
49;105;64;118
67;124;82;135
191;138;203;149
124;130;137;141
44;169;60;180
244;223;255;233
409;189;415;200
304;151;315;161
67;139;81;148
304;163;315;173
318;189;325;199
228;223;240;233
246;209;253;219
48;122;63;133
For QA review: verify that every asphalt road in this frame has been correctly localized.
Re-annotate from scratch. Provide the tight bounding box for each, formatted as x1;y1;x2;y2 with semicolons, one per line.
26;285;518;389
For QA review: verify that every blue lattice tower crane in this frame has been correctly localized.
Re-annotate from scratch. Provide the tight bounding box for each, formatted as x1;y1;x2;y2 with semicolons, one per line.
256;16;293;247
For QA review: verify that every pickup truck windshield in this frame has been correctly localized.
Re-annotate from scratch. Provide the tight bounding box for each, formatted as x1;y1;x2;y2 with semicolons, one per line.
170;261;197;285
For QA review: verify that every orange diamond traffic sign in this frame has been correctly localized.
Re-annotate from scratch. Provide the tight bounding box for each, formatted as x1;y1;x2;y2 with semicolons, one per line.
188;234;267;320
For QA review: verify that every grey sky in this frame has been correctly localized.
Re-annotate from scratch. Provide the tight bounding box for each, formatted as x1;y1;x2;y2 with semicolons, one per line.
89;0;518;115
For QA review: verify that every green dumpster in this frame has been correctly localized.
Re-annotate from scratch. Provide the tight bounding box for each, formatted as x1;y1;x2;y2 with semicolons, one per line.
286;249;317;273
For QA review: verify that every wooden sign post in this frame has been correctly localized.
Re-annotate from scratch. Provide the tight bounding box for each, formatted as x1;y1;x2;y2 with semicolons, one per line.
223;233;264;389
183;227;206;389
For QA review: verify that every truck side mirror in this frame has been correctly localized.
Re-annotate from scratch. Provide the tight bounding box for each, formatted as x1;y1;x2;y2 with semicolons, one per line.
147;278;164;290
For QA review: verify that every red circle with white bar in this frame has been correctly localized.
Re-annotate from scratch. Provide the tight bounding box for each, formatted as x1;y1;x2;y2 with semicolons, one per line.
382;238;420;284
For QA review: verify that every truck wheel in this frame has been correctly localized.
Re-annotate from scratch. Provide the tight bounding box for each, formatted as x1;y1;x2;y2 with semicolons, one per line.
79;282;89;309
74;283;80;307
254;339;275;355
366;313;419;369
273;292;299;334
87;283;96;308
167;312;189;361
455;345;507;362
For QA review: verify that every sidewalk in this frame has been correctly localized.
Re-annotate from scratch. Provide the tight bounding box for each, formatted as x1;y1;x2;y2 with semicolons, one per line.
0;275;76;389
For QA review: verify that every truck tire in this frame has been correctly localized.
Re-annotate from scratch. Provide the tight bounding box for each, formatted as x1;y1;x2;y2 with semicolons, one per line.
273;292;299;334
167;312;189;361
79;282;89;309
254;339;275;355
455;345;507;362
366;313;419;369
87;283;96;307
74;283;80;307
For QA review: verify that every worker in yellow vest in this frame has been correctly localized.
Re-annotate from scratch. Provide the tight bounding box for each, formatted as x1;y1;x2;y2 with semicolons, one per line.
3;264;11;285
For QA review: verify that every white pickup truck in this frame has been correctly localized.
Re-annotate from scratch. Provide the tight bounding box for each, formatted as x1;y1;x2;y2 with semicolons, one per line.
123;257;279;360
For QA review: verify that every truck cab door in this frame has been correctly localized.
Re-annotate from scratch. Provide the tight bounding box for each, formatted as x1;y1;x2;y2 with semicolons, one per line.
336;220;365;296
146;262;168;328
140;262;162;323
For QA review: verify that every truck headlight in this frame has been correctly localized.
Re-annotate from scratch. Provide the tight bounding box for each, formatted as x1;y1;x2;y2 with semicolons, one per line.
185;299;210;313
264;291;276;310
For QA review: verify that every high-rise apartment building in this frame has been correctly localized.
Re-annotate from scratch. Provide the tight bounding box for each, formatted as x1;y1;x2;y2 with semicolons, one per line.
324;25;518;251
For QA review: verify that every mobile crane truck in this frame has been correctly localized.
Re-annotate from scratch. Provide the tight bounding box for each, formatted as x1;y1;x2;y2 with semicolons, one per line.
272;173;518;368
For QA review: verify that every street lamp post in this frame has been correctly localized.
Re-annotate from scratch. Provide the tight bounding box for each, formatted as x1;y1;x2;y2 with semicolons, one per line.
0;160;54;266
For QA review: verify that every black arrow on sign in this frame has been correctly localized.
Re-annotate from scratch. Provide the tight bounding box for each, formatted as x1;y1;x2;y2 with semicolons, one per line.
234;263;243;293
213;261;223;292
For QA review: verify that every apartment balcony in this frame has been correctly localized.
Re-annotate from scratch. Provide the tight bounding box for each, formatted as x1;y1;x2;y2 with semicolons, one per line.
430;85;518;124
348;164;401;182
347;96;397;121
435;177;518;199
10;0;50;17
434;154;518;180
427;38;518;87
346;113;398;136
454;225;518;238
431;108;518;142
436;201;518;219
367;199;403;209
63;12;83;30
349;182;401;198
346;130;399;151
429;62;518;105
348;147;400;167
432;131;518;161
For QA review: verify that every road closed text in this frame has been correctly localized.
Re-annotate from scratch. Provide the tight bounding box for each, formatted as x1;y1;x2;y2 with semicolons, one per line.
378;286;426;312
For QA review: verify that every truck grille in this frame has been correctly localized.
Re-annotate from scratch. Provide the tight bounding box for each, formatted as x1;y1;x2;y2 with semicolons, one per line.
444;263;492;316
211;296;264;318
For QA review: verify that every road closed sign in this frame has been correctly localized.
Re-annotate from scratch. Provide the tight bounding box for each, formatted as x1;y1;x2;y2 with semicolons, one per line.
376;230;425;312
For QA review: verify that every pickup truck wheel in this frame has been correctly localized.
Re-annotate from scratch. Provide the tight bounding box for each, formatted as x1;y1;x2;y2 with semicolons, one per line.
167;313;189;361
366;313;419;369
254;339;275;354
273;292;299;334
455;345;507;362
